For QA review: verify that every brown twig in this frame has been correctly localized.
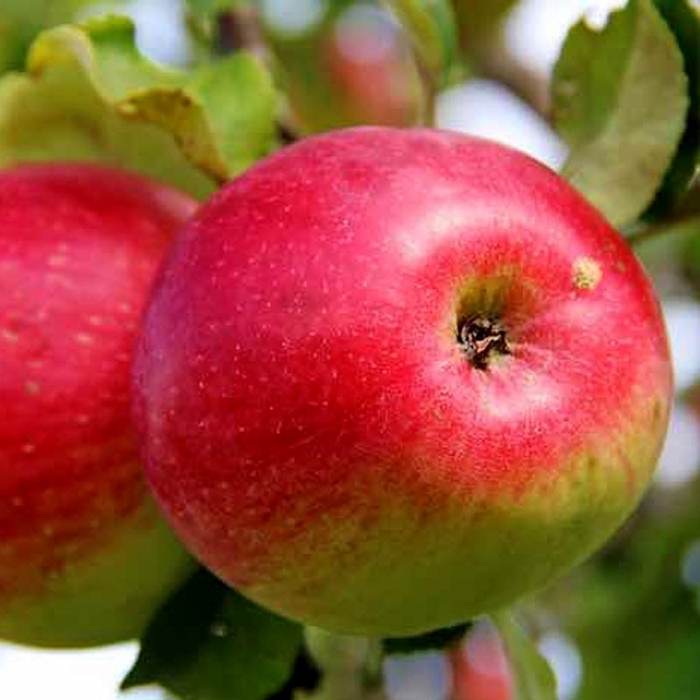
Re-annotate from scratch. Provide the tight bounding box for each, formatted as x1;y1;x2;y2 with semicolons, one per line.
215;5;266;59
626;213;700;249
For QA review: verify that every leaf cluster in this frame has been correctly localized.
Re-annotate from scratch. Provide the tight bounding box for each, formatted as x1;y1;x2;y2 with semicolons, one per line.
552;0;700;229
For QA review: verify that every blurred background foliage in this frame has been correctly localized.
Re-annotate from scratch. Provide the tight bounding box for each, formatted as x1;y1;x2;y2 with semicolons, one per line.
1;1;700;699
0;0;124;72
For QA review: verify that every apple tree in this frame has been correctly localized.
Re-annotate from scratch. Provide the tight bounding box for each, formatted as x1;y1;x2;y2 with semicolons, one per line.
0;1;698;700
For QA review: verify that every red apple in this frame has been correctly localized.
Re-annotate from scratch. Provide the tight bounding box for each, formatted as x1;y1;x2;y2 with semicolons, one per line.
134;128;672;636
0;163;196;647
448;624;513;700
320;7;422;128
273;5;422;134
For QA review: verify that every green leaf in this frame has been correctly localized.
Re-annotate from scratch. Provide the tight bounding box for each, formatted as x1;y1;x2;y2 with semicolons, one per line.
453;0;518;47
646;0;700;216
185;0;238;13
0;0;107;73
266;646;322;699
0;61;215;199
382;0;458;85
382;622;471;655
41;16;276;178
553;0;688;227
491;610;557;700
0;15;276;190
653;0;700;107
122;568;304;700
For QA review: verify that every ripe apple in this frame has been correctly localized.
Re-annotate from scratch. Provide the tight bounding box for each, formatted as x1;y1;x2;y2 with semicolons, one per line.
447;623;513;700
271;4;421;133
134;127;672;636
0;163;196;647
319;7;422;128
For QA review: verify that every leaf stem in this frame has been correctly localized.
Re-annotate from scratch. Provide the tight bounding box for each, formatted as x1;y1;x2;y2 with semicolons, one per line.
416;59;439;126
362;638;385;690
490;609;557;700
626;213;700;248
380;0;444;127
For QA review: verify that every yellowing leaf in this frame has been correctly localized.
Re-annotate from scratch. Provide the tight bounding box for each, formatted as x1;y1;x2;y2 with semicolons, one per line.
0;15;277;193
0;63;216;198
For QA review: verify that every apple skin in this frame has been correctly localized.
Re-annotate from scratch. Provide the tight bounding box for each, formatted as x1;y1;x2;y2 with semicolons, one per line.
0;163;196;647
134;127;672;636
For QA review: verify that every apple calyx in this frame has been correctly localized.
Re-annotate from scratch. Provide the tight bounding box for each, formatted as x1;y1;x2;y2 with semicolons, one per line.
457;316;512;370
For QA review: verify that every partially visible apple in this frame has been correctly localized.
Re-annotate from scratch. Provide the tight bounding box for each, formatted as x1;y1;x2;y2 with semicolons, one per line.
269;4;422;133
0;163;196;647
134;127;672;636
319;6;422;128
448;623;513;700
